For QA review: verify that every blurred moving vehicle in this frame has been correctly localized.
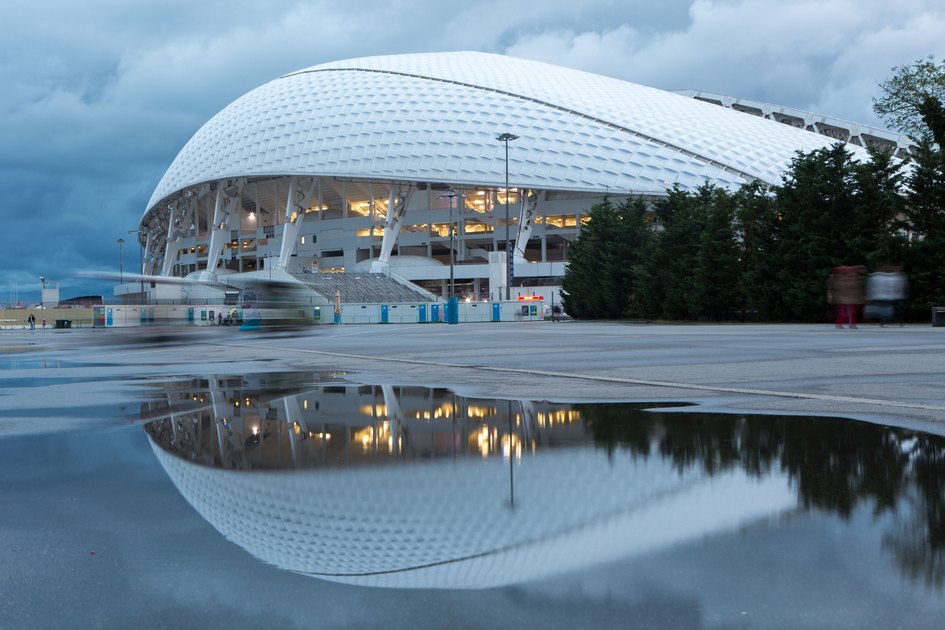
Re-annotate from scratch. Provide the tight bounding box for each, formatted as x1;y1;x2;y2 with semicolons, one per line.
239;280;313;332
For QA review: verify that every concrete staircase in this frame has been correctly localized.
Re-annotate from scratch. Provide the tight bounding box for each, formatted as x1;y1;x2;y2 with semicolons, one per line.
285;270;435;304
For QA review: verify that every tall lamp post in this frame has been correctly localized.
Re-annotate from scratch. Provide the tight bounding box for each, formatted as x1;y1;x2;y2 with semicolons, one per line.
116;238;125;285
496;132;518;300
436;188;465;299
128;230;145;304
40;276;45;310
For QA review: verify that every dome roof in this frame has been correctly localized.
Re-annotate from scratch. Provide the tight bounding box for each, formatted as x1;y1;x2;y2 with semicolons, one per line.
148;51;868;212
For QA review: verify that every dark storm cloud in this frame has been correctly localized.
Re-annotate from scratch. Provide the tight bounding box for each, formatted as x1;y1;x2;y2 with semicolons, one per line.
1;0;942;302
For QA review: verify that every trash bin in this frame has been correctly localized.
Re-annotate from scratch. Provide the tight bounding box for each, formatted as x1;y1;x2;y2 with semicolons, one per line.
933;307;945;327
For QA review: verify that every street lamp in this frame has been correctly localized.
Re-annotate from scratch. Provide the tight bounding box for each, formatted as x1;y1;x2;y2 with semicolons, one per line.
128;230;145;304
436;188;466;299
116;238;125;285
496;132;518;300
39;276;45;310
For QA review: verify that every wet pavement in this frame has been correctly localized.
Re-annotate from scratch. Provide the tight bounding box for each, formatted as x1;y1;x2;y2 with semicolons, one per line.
1;322;944;628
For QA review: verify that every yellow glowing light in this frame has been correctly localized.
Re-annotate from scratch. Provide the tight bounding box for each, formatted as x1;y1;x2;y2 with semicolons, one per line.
501;434;523;462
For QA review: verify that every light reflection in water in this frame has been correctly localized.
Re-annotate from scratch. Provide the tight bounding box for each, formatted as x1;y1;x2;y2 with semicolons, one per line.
142;376;945;591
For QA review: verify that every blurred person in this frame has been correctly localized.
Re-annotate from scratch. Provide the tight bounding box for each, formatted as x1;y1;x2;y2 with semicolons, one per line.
827;265;865;329
866;265;907;326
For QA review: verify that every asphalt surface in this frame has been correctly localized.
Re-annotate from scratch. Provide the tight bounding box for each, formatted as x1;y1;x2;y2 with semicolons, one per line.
2;320;944;435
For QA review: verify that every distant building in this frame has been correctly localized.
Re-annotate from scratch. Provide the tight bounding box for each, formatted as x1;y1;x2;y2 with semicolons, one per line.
59;295;105;308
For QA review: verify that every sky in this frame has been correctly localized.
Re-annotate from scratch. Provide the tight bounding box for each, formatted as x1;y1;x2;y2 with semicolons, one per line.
3;0;944;304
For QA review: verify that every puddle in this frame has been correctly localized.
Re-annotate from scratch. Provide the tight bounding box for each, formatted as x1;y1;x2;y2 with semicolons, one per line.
3;372;944;628
142;379;945;594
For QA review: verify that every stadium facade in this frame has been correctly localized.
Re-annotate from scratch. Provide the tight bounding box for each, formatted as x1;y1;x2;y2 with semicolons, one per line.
128;51;894;304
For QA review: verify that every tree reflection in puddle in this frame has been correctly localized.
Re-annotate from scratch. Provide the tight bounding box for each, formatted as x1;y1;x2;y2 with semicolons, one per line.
142;376;945;590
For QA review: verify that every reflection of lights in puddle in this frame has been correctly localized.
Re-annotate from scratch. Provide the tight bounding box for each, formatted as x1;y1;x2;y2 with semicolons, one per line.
502;433;522;462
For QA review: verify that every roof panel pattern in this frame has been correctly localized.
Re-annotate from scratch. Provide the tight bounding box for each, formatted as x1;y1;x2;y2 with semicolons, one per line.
152;439;793;589
148;52;866;212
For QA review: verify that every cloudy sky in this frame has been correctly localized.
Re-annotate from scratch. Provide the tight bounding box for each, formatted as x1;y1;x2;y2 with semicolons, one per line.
3;0;944;303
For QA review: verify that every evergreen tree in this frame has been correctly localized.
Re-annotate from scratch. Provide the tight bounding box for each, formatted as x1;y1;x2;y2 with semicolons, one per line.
561;198;652;319
644;186;704;319
903;139;945;316
775;144;859;321
851;148;907;267
692;186;742;320
734;181;782;320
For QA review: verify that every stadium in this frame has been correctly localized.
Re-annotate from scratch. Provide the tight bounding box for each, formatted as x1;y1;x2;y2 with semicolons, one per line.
124;51;910;307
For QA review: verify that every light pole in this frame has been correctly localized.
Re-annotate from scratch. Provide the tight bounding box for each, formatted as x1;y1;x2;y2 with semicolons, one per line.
496;133;518;300
128;230;145;304
436;188;465;299
40;276;45;310
116;238;125;285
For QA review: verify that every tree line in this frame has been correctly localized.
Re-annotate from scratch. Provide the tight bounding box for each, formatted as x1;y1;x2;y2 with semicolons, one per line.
562;58;945;322
579;403;945;586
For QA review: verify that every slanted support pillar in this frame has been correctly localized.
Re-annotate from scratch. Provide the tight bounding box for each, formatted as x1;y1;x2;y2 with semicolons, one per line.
206;179;245;277
283;396;305;467
278;177;316;269
160;184;209;276
513;189;540;263
375;186;413;271
143;230;156;275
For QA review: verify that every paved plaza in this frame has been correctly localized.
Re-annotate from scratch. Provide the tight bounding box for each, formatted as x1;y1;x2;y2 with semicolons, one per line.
2;321;944;436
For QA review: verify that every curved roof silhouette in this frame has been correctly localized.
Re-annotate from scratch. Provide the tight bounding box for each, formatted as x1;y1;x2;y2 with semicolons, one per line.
147;51;868;212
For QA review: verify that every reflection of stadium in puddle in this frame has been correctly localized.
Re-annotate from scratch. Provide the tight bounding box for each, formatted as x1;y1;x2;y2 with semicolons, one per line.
143;376;945;590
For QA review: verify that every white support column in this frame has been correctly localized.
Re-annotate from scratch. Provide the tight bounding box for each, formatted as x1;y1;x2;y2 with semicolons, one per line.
376;186;413;269
209;378;229;462
278;176;315;269
160;204;180;277
206;179;245;277
283;395;305;467
160;185;208;276
513;189;540;263
382;385;402;457
143;230;155;275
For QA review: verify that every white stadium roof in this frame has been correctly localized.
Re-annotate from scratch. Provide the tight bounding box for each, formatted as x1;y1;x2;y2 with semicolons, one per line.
147;51;872;212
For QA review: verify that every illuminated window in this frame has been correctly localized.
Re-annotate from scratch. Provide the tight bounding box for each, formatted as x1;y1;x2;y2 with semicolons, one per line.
545;215;578;229
464;221;493;234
